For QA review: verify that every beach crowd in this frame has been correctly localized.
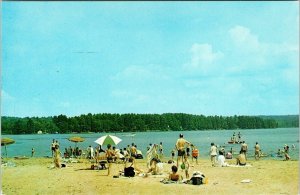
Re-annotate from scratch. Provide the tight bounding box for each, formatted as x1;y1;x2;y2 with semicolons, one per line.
49;132;294;184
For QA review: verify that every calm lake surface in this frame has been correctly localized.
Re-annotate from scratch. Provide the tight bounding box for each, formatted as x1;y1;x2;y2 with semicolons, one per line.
2;128;299;160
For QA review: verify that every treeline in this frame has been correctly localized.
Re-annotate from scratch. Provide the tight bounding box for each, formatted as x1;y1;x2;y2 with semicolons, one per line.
259;115;299;128
1;113;281;135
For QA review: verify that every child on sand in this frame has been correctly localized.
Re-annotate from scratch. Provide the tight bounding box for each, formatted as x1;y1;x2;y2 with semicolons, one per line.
171;148;175;160
169;165;182;181
191;145;199;164
180;155;190;179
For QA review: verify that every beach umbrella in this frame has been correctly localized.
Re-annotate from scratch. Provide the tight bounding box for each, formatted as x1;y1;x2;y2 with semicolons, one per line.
68;136;85;148
1;137;15;157
94;135;122;146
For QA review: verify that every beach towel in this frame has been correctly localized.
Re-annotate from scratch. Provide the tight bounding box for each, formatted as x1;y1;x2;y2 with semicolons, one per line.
160;179;184;184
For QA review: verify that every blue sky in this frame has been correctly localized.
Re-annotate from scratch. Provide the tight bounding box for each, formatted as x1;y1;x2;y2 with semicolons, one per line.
2;2;299;117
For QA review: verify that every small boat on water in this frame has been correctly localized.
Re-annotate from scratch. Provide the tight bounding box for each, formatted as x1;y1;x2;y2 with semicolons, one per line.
119;133;136;137
14;156;29;160
227;141;243;144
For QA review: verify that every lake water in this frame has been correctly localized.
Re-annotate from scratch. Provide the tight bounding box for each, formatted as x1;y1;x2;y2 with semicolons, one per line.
2;128;299;160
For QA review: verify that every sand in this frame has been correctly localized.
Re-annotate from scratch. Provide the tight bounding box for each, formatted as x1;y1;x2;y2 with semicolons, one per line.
1;157;299;195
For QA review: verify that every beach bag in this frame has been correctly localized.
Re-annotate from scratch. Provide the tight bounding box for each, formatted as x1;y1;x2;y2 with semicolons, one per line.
124;166;135;177
191;177;202;185
191;171;205;185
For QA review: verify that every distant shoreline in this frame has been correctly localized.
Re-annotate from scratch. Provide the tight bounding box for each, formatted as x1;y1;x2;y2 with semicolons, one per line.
1;127;298;136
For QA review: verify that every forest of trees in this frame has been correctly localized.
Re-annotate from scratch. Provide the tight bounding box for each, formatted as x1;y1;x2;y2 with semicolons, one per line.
0;113;288;135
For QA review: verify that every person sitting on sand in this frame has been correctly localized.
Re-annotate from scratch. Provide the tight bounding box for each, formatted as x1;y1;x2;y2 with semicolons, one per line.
123;157;143;177
123;147;130;161
169;165;182;181
240;141;248;159
147;157;163;175
236;151;247;166
225;152;232;159
217;151;229;167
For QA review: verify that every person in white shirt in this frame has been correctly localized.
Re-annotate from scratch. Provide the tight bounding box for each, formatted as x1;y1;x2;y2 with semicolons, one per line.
210;143;217;167
217;151;229;167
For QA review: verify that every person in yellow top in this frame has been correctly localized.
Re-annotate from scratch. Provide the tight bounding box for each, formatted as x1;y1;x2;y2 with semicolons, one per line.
175;133;191;168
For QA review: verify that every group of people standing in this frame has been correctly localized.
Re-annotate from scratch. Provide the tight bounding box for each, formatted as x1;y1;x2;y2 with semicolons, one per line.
173;133;268;169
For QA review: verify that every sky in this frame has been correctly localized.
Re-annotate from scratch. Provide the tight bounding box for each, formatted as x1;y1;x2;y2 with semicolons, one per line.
2;2;299;117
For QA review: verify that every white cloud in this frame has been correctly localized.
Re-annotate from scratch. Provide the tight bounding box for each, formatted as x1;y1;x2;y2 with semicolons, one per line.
1;90;15;101
227;25;299;79
184;43;223;75
229;25;261;52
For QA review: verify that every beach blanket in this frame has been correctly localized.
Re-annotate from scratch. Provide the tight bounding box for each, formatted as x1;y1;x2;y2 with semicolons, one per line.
160;178;185;184
62;158;79;163
147;174;167;178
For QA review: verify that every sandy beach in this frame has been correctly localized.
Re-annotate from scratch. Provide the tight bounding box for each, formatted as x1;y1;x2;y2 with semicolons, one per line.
1;157;299;195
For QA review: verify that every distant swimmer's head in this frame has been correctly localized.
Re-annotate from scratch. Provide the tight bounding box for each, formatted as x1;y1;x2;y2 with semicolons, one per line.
179;134;183;138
